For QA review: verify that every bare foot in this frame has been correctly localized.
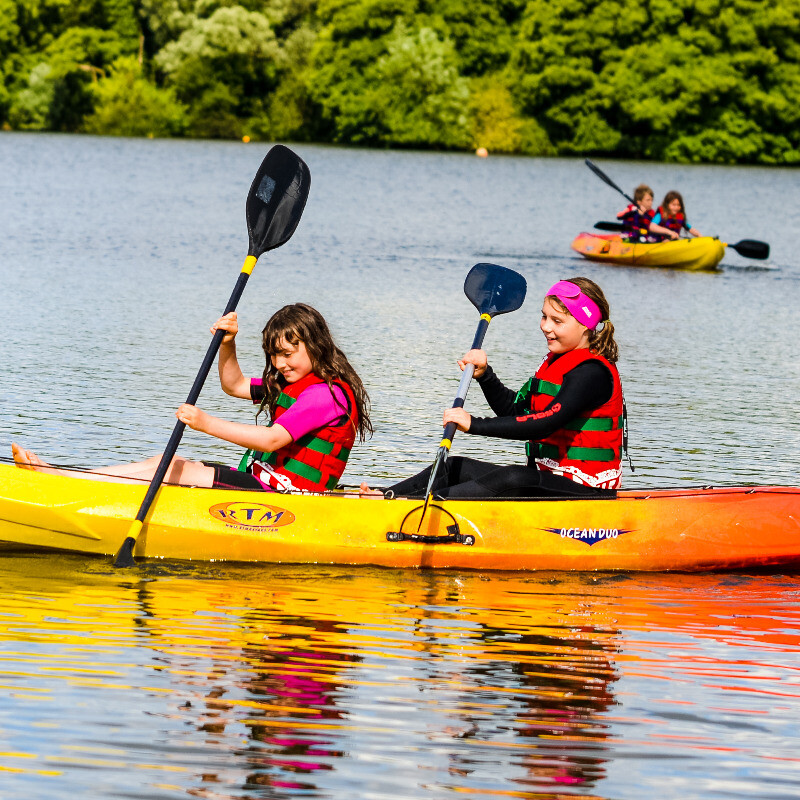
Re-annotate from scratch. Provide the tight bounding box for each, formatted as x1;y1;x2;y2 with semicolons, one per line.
359;482;385;498
11;443;55;471
12;442;34;469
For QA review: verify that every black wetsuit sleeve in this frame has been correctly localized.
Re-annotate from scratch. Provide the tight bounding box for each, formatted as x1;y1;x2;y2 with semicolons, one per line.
468;361;613;441
250;380;266;404
475;365;523;416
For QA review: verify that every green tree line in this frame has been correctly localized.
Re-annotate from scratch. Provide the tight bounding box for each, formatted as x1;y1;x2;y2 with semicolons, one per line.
1;0;798;163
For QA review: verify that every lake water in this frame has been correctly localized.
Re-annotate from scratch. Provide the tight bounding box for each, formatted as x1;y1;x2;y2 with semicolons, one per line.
1;132;800;798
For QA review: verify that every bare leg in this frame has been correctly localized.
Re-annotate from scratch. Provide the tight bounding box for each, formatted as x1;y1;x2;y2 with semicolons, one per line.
12;443;215;487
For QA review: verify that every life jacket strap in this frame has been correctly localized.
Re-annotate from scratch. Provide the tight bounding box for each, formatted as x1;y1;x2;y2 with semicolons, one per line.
532;443;619;462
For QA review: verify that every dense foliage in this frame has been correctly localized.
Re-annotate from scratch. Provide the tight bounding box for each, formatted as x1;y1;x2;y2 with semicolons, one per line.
2;0;799;163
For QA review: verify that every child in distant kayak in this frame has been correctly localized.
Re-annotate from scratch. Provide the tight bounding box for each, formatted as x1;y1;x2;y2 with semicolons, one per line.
651;190;701;240
617;184;677;242
360;277;625;499
12;304;372;493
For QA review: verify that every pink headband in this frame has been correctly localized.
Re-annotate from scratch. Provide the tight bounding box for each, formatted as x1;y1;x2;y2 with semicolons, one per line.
546;281;602;329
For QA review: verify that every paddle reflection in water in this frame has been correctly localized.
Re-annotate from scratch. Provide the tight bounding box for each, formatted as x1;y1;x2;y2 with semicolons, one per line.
1;555;799;798
168;571;619;795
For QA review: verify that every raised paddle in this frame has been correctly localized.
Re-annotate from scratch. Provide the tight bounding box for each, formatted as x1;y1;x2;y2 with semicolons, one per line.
416;263;527;529
592;221;769;259
113;145;311;567
585;158;637;206
585;158;770;260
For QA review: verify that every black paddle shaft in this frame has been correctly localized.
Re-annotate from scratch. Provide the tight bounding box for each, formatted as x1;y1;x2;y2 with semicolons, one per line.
585;158;636;206
131;273;251;525
418;264;526;515
113;145;311;567
440;315;490;444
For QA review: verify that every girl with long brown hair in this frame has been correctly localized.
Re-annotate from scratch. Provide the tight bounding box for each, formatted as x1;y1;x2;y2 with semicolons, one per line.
14;304;371;494
651;190;701;239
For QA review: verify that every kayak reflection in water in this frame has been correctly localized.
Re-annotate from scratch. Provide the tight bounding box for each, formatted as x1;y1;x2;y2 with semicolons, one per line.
361;277;625;500
13;304;372;493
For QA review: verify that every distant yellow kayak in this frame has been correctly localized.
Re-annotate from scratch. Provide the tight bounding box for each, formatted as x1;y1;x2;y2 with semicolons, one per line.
571;233;726;271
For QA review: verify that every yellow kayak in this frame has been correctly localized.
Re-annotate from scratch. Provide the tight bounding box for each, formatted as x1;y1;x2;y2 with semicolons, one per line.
571;233;726;271
2;464;800;572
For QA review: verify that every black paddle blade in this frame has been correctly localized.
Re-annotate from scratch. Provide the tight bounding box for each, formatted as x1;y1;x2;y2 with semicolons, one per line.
594;221;624;232
730;239;769;260
246;144;311;258
464;263;527;318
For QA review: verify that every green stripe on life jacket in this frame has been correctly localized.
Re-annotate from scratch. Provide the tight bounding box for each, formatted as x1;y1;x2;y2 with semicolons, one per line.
279;458;338;490
533;443;619;462
275;391;295;410
293;432;351;461
514;377;535;404
535;379;561;397
563;414;623;432
238;433;351;473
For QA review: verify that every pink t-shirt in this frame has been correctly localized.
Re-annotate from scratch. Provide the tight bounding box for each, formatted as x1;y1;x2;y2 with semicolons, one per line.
250;378;349;441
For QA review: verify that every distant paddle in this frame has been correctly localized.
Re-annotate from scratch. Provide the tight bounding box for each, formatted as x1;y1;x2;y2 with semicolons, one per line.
113;145;311;568
593;221;769;259
585;158;637;206
416;263;527;529
586;158;770;260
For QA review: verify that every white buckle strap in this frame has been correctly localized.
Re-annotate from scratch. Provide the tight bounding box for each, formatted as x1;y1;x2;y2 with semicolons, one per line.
251;461;300;493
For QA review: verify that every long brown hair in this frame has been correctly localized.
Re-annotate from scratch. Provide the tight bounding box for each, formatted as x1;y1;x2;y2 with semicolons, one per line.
258;304;373;441
547;277;619;363
660;190;686;217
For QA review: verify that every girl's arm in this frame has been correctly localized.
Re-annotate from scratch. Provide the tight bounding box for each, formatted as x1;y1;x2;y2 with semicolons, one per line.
176;405;292;452
447;361;613;439
213;313;251;399
476;365;523;416
176;384;349;454
649;221;679;239
457;349;522;416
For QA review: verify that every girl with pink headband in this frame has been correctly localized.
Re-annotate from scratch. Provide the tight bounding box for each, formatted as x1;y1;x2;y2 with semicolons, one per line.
362;276;625;499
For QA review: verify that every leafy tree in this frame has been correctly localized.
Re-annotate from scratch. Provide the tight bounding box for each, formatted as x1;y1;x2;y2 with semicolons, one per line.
7;26;131;130
469;79;522;152
155;4;283;137
136;0;195;59
369;24;470;148
308;0;419;142
246;23;319;141
2;0;800;163
83;55;187;136
433;0;525;76
0;0;20;61
509;0;800;164
7;62;53;128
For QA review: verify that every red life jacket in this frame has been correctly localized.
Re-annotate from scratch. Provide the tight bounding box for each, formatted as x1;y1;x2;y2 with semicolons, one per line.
657;205;687;234
245;373;357;493
526;349;623;489
619;204;654;241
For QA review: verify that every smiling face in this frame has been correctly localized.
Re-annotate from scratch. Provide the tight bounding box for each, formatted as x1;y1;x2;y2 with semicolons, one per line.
667;197;682;216
639;193;654;212
271;337;314;383
540;298;591;355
